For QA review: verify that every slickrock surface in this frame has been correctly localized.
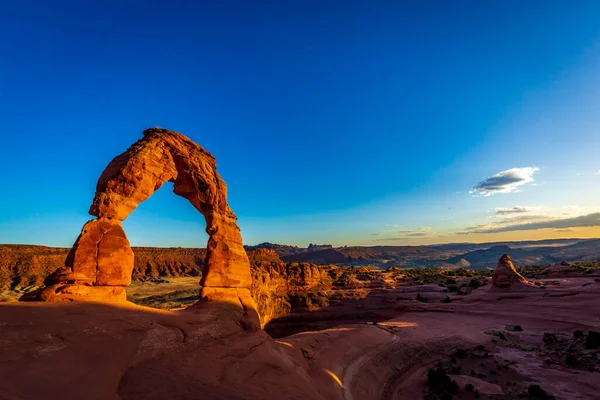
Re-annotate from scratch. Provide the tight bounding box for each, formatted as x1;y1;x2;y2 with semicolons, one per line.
491;254;530;289
1;275;599;399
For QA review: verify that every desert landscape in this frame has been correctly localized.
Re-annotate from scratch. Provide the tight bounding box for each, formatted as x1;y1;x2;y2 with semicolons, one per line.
1;128;599;400
3;2;600;399
2;237;600;399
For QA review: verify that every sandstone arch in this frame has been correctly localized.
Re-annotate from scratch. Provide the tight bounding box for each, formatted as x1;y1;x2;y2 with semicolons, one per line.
22;128;260;330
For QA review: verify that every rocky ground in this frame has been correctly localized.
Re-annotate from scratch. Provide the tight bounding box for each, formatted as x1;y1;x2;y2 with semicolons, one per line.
278;275;600;400
1;261;599;399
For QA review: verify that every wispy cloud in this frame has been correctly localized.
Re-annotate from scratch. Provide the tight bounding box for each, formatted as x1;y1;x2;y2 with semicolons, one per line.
457;223;497;235
495;206;538;215
457;212;600;234
404;232;430;237
470;167;539;196
394;227;432;237
373;227;434;241
495;214;550;225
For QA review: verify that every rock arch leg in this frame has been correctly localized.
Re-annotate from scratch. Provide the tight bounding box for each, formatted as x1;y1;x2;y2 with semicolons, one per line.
21;128;260;330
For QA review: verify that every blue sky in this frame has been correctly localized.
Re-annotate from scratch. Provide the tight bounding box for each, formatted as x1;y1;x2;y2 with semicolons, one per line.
1;1;600;247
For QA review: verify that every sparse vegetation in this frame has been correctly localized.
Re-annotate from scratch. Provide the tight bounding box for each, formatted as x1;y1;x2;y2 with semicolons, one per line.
485;329;507;340
453;348;468;359
524;384;556;400
519;261;600;279
506;324;524;332
540;331;599;371
130;288;199;309
585;331;600;349
426;366;459;400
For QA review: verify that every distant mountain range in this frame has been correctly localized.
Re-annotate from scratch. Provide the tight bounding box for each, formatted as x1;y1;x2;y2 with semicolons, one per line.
247;238;600;270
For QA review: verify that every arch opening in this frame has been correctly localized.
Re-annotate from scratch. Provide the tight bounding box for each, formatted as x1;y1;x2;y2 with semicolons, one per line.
121;180;210;249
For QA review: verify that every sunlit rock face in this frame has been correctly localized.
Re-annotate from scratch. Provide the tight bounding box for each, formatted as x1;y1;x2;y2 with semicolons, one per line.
491;254;529;289
20;128;259;330
65;218;134;287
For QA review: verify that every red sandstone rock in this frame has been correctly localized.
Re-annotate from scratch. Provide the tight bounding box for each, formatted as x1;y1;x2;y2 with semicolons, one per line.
23;128;260;330
88;128;252;290
43;266;92;286
65;218;134;286
20;284;127;302
491;254;529;289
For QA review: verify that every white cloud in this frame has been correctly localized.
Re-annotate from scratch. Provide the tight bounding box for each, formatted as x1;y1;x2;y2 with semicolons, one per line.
470;167;539;196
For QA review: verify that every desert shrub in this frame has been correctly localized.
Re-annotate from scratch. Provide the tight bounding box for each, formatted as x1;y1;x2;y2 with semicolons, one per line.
485;330;507;340
573;330;585;339
453;348;468;359
441;296;452;303
543;333;558;345
427;367;458;400
565;354;578;366
468;279;482;288
454;268;475;277
585;331;600;349
527;384;555;400
416;292;428;303
505;324;523;332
